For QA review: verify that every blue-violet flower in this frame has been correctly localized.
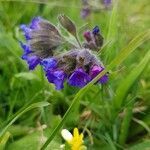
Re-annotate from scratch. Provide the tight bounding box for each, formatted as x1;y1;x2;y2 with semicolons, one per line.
20;16;108;90
68;68;91;88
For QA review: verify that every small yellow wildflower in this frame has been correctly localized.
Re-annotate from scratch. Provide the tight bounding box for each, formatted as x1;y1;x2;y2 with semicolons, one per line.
61;128;87;150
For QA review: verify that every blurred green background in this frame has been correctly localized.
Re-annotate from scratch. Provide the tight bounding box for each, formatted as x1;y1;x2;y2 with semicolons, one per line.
0;0;150;149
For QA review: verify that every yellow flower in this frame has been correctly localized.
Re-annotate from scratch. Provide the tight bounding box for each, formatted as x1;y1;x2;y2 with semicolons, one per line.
61;128;86;150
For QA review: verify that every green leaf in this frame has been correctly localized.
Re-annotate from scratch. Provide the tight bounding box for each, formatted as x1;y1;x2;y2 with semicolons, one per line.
118;99;134;145
7;129;61;150
0;102;49;137
0;132;11;150
106;1;118;42
130;113;150;137
15;72;40;81
105;133;117;150
108;30;150;70
113;50;150;109
133;118;150;134
128;140;150;150
105;0;118;62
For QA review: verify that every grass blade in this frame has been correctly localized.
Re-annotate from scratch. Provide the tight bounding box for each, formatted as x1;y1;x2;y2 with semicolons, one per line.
133;118;150;134
128;140;150;150
130;113;150;137
118;99;134;145
113;50;150;109
105;0;118;63
108;30;150;70
0;132;11;150
0;102;49;137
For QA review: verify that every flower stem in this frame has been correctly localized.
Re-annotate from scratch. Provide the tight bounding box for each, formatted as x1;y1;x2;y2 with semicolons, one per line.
75;34;82;48
40;92;81;149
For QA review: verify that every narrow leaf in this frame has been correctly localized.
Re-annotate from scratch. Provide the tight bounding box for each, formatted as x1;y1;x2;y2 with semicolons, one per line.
118;99;134;145
113;50;150;109
128;140;150;150
0;102;49;137
0;132;11;150
15;72;40;81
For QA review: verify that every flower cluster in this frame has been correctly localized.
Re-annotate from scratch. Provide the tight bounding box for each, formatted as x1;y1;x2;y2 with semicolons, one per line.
20;16;108;90
80;0;91;19
81;0;112;19
61;128;86;150
20;17;62;70
104;0;112;7
83;26;104;51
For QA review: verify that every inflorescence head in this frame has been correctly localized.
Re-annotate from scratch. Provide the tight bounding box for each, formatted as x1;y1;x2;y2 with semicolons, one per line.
20;15;108;90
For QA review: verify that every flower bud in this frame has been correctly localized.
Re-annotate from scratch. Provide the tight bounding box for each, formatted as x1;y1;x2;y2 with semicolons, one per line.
83;26;104;51
58;14;77;36
94;33;104;49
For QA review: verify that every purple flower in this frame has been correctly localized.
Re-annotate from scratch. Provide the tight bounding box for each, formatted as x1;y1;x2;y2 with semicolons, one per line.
90;65;108;84
81;8;91;19
29;17;42;29
99;74;108;84
25;55;41;70
46;70;66;90
20;17;42;40
20;17;44;70
103;0;111;7
20;25;31;40
20;42;41;70
83;26;103;51
41;58;57;71
68;68;91;88
19;16;108;90
83;31;92;42
19;41;32;56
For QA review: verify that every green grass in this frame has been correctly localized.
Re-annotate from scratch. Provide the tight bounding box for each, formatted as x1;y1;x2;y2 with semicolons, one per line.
0;0;150;150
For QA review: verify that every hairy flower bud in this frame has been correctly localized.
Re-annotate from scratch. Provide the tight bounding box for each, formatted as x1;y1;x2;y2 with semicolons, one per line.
58;14;77;36
83;26;103;51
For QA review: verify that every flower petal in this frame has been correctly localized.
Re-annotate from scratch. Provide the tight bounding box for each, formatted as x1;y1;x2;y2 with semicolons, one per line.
99;74;108;84
68;68;91;88
46;70;66;90
92;26;100;35
61;129;73;142
41;58;57;71
26;55;41;70
20;42;32;55
90;65;108;84
20;24;31;40
29;17;42;29
73;128;79;139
